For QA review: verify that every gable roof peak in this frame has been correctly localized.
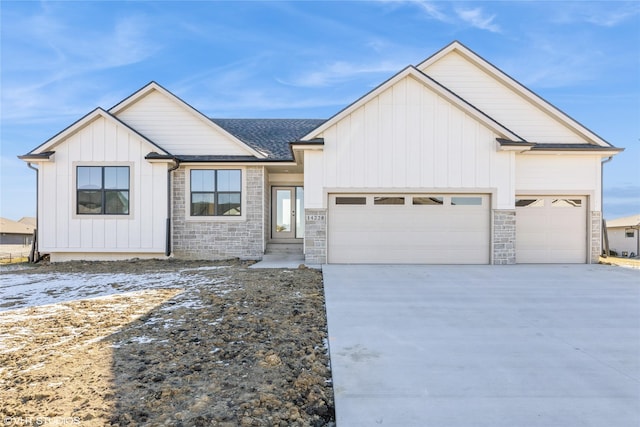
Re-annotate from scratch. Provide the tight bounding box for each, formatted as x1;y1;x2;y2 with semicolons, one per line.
417;41;615;148
301;64;522;142
21;107;170;157
108;81;266;158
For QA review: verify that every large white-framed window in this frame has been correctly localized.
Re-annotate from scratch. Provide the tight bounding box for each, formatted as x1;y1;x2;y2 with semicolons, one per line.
76;165;130;215
186;167;245;220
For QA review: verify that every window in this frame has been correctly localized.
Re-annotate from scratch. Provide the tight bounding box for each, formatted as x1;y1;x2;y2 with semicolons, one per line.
413;197;443;205
374;197;405;205
451;196;482;206
626;229;635;238
552;199;582;207
516;198;544;208
77;166;129;215
336;197;366;205
190;169;241;216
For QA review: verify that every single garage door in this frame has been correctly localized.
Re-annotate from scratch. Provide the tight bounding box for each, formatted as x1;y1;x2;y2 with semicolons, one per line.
516;196;587;263
328;194;490;264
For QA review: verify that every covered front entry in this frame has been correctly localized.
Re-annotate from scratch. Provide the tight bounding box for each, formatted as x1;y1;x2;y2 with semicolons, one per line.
327;193;491;264
515;195;587;263
271;186;304;241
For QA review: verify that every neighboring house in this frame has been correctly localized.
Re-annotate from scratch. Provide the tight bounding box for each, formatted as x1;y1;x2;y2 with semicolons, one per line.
0;218;35;245
19;41;622;264
606;214;640;257
18;217;37;228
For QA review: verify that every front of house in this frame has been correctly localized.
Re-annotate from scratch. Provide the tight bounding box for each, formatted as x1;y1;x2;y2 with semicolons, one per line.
20;41;622;264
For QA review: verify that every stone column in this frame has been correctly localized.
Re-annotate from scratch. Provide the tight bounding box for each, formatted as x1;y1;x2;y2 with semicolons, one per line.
591;211;602;264
493;210;516;265
304;209;327;264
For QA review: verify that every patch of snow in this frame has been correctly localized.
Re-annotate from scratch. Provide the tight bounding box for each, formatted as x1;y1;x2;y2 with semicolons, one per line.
180;266;229;272
128;336;155;344
20;361;45;374
0;269;229;312
0;264;33;272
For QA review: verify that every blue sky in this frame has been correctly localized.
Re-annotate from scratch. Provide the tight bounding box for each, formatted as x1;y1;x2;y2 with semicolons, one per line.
1;0;639;221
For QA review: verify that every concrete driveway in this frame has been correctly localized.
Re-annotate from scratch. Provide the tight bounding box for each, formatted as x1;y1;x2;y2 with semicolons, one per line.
323;265;640;427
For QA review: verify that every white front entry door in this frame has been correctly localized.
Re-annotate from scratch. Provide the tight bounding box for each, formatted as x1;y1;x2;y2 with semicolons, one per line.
272;187;304;240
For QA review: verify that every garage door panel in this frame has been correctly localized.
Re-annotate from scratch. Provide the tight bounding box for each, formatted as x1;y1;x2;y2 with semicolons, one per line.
516;195;586;264
328;194;490;264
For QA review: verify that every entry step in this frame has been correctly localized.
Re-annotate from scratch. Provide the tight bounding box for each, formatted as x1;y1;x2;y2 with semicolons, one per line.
265;243;303;254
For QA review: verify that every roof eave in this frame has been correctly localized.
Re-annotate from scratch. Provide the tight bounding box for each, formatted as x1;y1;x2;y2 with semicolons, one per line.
18;151;56;162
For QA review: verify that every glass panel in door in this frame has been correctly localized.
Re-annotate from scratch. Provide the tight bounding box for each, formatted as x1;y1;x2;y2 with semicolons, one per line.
273;188;295;239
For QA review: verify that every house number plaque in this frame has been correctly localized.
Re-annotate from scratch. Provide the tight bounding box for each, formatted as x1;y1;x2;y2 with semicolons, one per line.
305;215;326;221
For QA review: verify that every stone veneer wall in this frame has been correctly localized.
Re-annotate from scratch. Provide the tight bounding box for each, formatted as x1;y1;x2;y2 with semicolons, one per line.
172;166;264;260
591;211;601;264
493;210;516;265
304;209;327;264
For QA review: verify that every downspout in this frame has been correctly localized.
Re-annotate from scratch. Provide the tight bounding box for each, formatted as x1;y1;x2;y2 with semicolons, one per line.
166;159;180;257
27;162;40;263
601;156;613;258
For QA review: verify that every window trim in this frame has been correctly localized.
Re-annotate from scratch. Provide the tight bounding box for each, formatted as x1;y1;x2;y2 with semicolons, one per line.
72;162;134;219
185;166;247;221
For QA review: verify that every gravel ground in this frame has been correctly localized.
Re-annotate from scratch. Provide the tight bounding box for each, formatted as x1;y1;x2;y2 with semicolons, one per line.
0;259;335;426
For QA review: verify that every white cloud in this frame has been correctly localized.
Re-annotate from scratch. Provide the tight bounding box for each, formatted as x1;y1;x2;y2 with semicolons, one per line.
1;9;161;124
414;0;449;22
277;60;404;88
455;7;501;33
551;2;640;27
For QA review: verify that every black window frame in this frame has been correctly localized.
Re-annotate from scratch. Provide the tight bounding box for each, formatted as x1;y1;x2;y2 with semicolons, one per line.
76;165;131;216
76;166;130;215
190;169;242;217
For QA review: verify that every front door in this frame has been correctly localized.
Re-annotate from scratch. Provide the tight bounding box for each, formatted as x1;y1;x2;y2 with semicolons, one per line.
272;187;304;240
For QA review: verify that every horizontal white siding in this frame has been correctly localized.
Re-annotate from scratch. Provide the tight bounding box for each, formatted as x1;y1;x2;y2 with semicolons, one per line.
115;90;251;156
515;155;601;209
38;116;167;253
308;75;513;208
421;51;585;144
607;228;639;256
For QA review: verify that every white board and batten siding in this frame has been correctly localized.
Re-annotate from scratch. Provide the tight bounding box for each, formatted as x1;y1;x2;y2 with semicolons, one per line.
115;89;252;156
38;116;167;256
420;51;586;144
305;75;514;209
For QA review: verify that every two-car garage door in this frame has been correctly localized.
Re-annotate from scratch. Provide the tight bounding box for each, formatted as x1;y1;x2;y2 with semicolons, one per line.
328;194;490;264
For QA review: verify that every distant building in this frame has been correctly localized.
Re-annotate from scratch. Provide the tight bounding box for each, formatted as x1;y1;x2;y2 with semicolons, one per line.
606;214;640;258
18;217;36;228
0;217;35;245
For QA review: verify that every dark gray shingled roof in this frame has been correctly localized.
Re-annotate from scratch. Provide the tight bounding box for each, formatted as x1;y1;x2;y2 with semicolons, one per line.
211;118;326;160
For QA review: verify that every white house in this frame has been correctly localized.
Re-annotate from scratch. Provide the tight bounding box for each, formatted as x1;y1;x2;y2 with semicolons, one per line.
20;41;622;264
606;215;640;258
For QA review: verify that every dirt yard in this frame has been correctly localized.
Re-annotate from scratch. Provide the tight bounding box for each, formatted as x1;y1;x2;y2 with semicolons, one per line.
0;259;335;426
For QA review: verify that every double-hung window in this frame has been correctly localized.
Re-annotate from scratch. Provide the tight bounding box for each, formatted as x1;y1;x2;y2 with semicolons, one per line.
190;169;241;216
77;166;130;215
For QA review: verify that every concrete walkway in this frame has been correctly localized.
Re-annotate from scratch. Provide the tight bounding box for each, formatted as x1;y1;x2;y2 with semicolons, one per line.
323;264;640;427
248;252;305;269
